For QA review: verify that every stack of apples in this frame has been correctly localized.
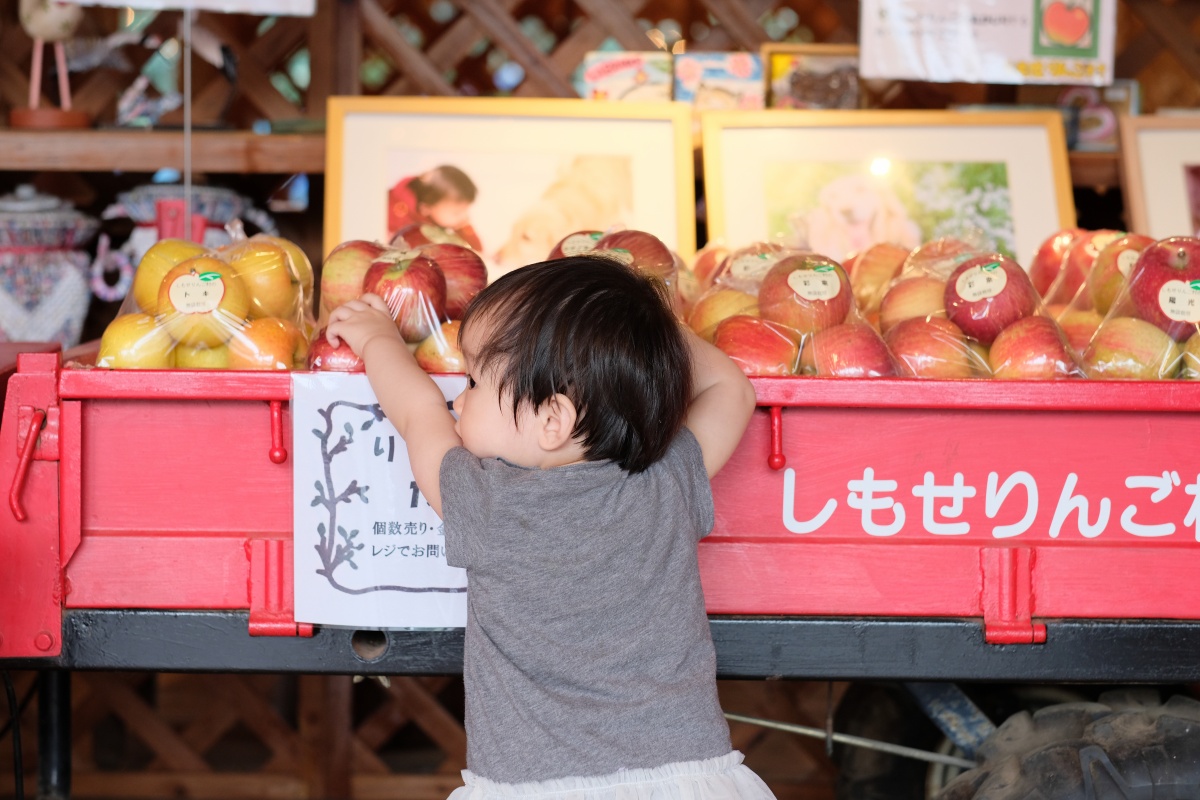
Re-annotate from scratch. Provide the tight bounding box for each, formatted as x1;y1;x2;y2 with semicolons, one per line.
97;234;315;370
310;231;487;374
1082;235;1200;380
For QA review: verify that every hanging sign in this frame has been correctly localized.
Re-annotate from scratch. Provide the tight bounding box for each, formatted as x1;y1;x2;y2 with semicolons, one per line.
292;372;468;629
859;0;1116;86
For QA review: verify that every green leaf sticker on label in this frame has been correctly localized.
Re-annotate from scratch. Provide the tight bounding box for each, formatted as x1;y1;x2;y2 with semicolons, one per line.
588;232;602;241
1190;279;1200;291
198;271;222;282
982;262;1000;271
814;264;835;272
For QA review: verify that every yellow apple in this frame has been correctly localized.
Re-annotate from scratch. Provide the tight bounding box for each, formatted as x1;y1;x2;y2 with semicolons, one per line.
223;239;300;320
260;234;315;310
278;318;309;368
228;318;297;370
97;313;175;369
158;256;251;348
175;342;230;369
131;238;212;315
415;320;465;373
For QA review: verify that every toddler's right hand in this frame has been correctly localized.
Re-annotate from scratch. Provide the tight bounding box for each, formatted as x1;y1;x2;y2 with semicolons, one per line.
325;294;402;358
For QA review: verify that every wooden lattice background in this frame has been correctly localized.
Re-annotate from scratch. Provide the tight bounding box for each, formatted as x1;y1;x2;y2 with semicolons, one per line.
0;1;1197;798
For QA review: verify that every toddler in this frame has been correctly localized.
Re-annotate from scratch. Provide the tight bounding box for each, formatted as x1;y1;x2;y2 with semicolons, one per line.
325;255;772;800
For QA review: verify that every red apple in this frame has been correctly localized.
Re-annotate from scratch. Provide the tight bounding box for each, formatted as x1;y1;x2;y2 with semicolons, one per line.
307;328;366;372
1181;332;1200;380
415;320;465;373
901;237;977;279
389;222;471;250
800;322;898;377
227;317;297;370
1083;316;1183;380
362;249;448;343
1043;229;1124;306
592;229;675;284
711;315;801;376
989;316;1079;380
709;241;789;291
878;275;946;334
691;243;732;290
318;239;388;319
1028;228;1086;298
847;242;910;314
944;254;1039;345
1128;236;1200;341
884;317;977;379
417;242;487;319
548;230;604;259
1088;233;1155;316
758;253;852;335
1056;308;1105;356
688;288;760;341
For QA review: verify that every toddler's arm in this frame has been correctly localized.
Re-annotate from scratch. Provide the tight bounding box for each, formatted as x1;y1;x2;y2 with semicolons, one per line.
683;328;757;477
326;295;461;516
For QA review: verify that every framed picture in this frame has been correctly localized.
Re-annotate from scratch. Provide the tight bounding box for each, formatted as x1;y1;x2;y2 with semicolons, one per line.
760;43;860;110
701;109;1075;265
324;97;696;277
1119;115;1200;240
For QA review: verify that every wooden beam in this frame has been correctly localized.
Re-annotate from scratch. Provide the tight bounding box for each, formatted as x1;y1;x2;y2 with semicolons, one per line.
299;675;353;799
1125;0;1200;84
696;0;768;50
572;0;653;50
458;0;578;96
86;675;210;772
308;0;337;115
387;0;522;96
69;771;307;799
361;0;457;95
335;0;363;95
384;678;467;764
200;14;303;120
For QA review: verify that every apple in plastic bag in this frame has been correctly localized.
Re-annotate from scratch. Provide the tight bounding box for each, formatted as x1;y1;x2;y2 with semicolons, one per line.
131;238;212;315
759;253;852;335
415;320;466;373
846;242;909;314
548;230;604;259
1128;236;1200;342
944;255;1038;345
319;239;388;318
1028;228;1086;299
175;343;230;369
592;229;676;284
878;275;946;334
691;243;732;291
224;238;300;320
362;249;448;343
1044;229;1123;306
800;322;898;377
1056;308;1105;356
1181;332;1200;379
884;317;976;379
1083;316;1183;380
158;256;252;348
307;328;366;372
711;315;801;377
227;318;298;370
418;242;487;319
1088;233;1155;316
989;316;1078;380
709;241;788;291
97;312;175;369
688;288;759;342
390;222;471;250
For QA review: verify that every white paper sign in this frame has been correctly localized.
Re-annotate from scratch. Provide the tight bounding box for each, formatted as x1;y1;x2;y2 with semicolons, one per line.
68;0;315;15
292;372;468;629
859;0;1116;86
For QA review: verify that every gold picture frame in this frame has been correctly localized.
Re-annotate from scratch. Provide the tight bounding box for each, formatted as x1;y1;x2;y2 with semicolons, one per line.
324;96;696;274
701;109;1076;265
1119;114;1200;240
760;42;860;110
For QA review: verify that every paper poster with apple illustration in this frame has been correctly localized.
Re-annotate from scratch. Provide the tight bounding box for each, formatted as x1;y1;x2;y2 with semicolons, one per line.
1034;0;1099;58
292;372;468;629
763;160;1016;264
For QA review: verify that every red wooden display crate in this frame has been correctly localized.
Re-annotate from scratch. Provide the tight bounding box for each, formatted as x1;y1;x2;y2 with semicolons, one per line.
3;353;1200;658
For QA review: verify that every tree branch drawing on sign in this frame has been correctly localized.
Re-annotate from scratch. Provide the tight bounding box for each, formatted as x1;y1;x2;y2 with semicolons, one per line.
311;400;465;595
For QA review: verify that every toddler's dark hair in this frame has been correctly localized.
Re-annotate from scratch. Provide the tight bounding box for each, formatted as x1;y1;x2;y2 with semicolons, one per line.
460;255;691;473
410;165;477;205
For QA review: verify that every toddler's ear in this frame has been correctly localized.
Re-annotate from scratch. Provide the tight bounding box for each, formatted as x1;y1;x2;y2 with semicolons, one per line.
537;394;579;452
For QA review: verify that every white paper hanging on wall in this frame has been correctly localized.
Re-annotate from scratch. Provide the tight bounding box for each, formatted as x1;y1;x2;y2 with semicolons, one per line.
292;372;468;629
67;0;315;16
859;0;1116;86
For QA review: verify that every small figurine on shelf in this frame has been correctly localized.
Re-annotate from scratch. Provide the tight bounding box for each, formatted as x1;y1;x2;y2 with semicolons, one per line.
12;0;90;129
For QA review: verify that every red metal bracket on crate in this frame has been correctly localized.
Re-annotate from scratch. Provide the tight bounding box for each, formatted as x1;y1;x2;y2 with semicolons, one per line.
247;538;313;637
980;547;1046;645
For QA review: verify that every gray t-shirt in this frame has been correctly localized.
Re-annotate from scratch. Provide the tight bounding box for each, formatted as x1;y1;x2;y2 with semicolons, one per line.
439;428;731;783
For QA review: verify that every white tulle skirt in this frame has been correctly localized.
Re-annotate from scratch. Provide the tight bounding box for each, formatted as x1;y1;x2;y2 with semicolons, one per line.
446;751;776;800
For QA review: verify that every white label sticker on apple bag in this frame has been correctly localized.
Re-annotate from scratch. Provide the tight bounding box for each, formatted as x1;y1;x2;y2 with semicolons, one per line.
1157;280;1200;324
729;252;783;283
1116;248;1140;278
559;232;602;256
786;266;842;301
167;271;225;313
954;262;1008;302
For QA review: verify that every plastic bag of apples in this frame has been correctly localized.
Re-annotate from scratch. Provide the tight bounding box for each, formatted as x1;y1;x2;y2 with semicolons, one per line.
870;236;1086;381
96;231;317;370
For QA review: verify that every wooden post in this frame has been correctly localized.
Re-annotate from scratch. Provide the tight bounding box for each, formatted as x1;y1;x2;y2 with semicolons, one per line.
299;675;353;799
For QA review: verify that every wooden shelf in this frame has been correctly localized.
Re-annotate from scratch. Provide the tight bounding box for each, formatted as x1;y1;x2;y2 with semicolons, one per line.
0;130;325;174
1068;151;1121;192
